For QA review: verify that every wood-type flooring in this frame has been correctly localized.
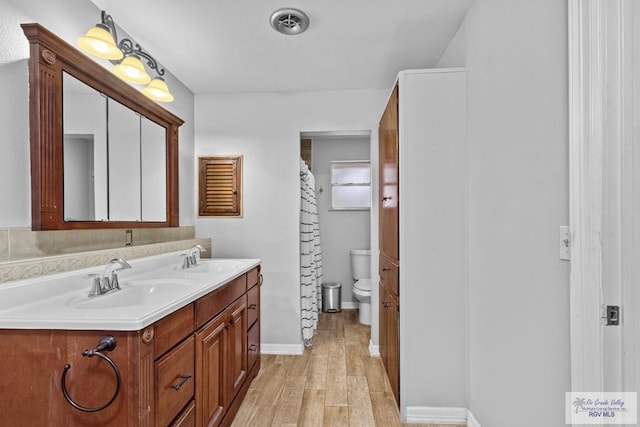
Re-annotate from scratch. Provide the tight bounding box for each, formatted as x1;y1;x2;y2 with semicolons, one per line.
231;309;465;427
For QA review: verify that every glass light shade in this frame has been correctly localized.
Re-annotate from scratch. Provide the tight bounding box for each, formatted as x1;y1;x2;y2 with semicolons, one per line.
77;24;123;60
142;78;174;102
113;55;151;84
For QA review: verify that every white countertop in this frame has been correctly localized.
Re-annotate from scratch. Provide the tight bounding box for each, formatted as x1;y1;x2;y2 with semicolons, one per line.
0;251;260;331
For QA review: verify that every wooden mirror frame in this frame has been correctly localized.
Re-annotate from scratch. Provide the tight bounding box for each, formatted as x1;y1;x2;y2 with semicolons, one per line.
21;23;184;230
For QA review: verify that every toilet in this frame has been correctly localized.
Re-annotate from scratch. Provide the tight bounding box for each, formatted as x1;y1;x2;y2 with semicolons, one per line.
350;249;372;325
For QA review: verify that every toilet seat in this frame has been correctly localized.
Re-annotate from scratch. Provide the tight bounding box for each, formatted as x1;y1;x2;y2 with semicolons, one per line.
354;278;371;293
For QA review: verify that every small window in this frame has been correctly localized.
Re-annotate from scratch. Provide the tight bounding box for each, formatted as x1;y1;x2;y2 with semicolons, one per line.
330;161;371;210
198;155;242;217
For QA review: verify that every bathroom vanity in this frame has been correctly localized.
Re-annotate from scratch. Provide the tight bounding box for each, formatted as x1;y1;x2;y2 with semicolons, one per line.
0;252;261;427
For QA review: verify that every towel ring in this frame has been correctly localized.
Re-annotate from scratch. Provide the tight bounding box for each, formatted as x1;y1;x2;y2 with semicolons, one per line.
61;336;121;412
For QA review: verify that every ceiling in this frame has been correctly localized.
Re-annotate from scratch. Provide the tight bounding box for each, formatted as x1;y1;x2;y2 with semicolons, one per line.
90;0;473;95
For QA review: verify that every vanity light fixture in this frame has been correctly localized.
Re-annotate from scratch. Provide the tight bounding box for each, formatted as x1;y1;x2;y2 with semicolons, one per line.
113;54;151;84
77;11;174;102
77;23;123;60
142;77;174;102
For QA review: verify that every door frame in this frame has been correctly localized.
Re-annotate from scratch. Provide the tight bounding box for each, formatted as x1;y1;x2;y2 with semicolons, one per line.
569;0;634;404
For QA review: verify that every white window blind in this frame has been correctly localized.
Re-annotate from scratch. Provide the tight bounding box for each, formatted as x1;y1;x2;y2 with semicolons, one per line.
330;161;371;210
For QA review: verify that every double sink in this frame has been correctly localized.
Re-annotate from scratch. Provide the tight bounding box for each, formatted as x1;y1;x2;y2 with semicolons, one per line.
0;252;260;331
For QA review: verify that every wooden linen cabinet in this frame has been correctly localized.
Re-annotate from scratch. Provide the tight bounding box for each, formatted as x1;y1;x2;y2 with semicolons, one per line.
377;69;466;411
378;84;401;406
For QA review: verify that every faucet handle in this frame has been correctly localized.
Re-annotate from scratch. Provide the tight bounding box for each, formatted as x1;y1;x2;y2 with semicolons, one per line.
181;253;191;269
110;271;122;290
84;273;102;297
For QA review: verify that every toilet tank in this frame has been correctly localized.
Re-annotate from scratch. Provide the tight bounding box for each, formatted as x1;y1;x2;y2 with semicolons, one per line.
350;249;371;280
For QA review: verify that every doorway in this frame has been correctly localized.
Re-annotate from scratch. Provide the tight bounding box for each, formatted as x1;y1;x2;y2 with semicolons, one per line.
300;131;372;309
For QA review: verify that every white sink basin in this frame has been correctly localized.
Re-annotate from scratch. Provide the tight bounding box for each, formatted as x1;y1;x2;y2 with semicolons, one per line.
66;279;193;310
182;260;244;275
0;252;261;330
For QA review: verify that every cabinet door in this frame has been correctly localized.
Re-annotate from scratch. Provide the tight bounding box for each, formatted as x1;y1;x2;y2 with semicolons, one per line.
379;84;399;260
379;282;388;369
225;296;248;406
196;312;227;427
386;291;400;406
380;284;400;406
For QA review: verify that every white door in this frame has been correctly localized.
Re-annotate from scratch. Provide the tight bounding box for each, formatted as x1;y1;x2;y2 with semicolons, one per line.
569;0;638;417
602;0;639;397
623;0;640;397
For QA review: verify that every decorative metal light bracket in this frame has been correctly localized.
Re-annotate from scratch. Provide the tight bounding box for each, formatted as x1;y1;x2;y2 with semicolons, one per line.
100;10;165;77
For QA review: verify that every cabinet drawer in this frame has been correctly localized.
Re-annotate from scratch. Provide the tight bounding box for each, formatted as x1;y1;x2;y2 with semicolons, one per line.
170;400;195;427
247;284;260;329
247;267;259;289
155;304;195;357
156;336;195;427
379;254;399;297
196;274;247;328
247;321;260;370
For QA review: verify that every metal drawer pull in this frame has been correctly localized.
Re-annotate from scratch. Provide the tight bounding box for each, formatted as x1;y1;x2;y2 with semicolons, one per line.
172;374;192;391
248;304;257;309
249;344;258;352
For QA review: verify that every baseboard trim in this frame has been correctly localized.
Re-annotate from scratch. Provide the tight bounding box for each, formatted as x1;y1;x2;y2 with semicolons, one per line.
466;410;482;427
341;302;358;309
260;343;304;355
368;339;380;357
405;406;467;424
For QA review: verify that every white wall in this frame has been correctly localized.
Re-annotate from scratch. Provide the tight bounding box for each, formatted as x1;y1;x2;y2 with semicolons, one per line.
0;59;29;226
311;136;371;306
437;0;570;425
0;0;195;228
398;69;468;413
194;90;387;347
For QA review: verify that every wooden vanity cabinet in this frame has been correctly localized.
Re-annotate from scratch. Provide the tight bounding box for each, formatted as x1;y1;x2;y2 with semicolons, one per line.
0;265;261;427
193;267;260;427
150;265;260;427
195;295;248;427
246;281;260;371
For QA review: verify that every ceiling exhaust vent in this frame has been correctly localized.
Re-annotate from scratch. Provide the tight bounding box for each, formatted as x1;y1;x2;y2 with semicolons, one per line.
270;8;310;35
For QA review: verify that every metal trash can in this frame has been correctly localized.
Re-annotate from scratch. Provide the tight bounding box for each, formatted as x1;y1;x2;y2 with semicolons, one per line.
321;282;342;313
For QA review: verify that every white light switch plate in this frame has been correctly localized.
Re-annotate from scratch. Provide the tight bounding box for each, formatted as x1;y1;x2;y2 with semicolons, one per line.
559;225;570;261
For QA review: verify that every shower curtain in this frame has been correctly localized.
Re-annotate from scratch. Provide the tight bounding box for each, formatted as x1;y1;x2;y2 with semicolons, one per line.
300;159;323;346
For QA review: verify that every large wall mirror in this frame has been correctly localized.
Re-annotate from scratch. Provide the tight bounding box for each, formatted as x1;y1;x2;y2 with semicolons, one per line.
22;23;183;230
63;73;167;222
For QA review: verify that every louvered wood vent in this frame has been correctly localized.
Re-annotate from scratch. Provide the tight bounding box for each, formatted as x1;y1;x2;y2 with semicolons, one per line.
199;156;242;217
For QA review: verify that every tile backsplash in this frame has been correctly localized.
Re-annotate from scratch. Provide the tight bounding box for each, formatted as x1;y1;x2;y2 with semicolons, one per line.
0;226;196;260
0;226;212;284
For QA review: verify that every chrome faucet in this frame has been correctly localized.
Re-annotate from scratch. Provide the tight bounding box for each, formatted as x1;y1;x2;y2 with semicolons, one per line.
182;245;206;269
86;258;132;297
